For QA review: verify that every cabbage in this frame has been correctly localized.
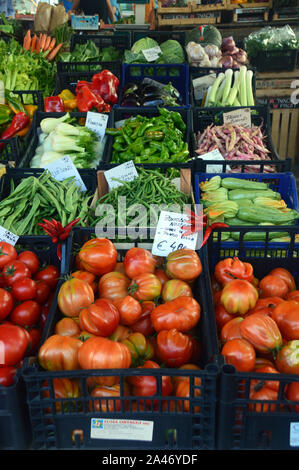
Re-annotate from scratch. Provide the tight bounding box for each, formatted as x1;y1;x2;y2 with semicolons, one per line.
159;40;185;64
131;37;159;54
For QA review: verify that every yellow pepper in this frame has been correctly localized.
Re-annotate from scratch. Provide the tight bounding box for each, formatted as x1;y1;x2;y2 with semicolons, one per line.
24;105;38;119
64;98;77;112
59;89;76;101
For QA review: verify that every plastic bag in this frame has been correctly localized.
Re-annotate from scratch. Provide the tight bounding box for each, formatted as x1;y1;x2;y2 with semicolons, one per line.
34;2;53;33
245;25;299;58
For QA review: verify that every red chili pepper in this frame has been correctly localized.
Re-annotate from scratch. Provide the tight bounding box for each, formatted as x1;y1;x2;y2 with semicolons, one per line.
37;217;80;260
44;96;65;112
0;113;30;151
201;222;229;247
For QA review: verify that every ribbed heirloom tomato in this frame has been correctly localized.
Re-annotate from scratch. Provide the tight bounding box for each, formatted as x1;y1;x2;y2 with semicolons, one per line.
165;249;202;282
78;238;117;276
38;334;83;371
221;338;256;372
161;279;193;303
89;383;130;412
275;340;299;374
214;257;254;287
239;312;283;354
271;300;299;341
42;378;81;412
58;277;94;317
269;268;296;293
78;336;131;370
55;317;81;337
129;272;162;301
155;328;193;367
113;295;142;326
151;296;201;333
98;271;130;302
220;317;244;343
78;298;120;337
131;300;155;336
123;247;157;279
221;279;258;315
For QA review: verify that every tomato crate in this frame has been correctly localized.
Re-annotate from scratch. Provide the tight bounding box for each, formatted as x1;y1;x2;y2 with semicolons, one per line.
191;105;291;174
21;227;220;450
116;63;190;109
206;226;299;450
0;235;66;450
17;111;113;173
99;106;194;171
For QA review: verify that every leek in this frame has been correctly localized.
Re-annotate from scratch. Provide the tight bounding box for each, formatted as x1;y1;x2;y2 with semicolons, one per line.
239;66;247;106
246;69;255;106
221;68;233;106
226;71;240;107
208;72;225;106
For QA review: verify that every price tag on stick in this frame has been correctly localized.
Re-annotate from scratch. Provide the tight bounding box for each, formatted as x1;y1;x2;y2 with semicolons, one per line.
86;112;109;142
104;161;138;191
45;155;87;192
197;148;231;173
223;108;252;128
152;210;199;257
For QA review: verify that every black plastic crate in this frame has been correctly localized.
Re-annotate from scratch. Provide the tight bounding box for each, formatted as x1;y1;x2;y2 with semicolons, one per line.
17;111;113;172
189;66;256;108
22;227;220;450
249;49;298;73
0;234;66;450
70;31;131;54
100;106;194;170
55;63;122;96
0;137;22;166
192;105;291;173
206;226;299;450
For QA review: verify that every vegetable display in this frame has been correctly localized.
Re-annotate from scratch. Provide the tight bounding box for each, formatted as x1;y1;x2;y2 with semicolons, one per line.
199;176;299;239
0;241;59;386
195;122;274;172
0;171;93;235
213;257;299;406
37;241;203;412
30;114;101;169
105;108;189;164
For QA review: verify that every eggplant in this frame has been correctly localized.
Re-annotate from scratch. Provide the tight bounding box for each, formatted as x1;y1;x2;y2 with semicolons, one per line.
141;96;165;107
123;82;138;96
139;84;162;99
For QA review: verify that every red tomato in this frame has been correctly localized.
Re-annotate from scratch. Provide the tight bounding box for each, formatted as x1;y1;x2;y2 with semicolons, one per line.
285;382;299;412
78;238;117;276
113;262;126;274
165;249;202;282
43;378;81;412
258;275;289;299
154;268;169;286
221;279;258;315
129;273;162;301
248;297;284;316
38;334;83;371
40;305;50;330
26;327;42;355
78;336;131;370
254;357;276;370
252;365;280;392
113;295;142;326
172;363;201;390
239;312;282;354
221;338;256;372
17;251;39;274
275;340;299;374
123;247;157;279
34;265;59;290
271;301;299;341
0;242;17;268
109;324;131;342
287;290;299;303
0;288;13;321
155;329;193;367
35;280;51;305
98;271;129;302
10;300;41;328
215;304;234;331
161;279;193;303
127;360;173;407
72;270;97;294
0;323;30;366
58;278;94;318
214;257;254;287
269;268;296;293
2;260;31;287
89;383;130;412
131;300;155;336
249;386;278;413
11;277;37;301
0;366;17;387
220;317;244;344
151;296;201;333
174;378;201;413
78;299;120;337
55;317;81;337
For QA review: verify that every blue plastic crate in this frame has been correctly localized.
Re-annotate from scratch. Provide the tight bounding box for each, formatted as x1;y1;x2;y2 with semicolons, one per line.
116;63;190;109
195;171;299;249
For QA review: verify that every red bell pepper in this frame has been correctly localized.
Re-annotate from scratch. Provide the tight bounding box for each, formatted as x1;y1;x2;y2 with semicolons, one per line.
76;85;112;113
44;96;65;112
92;70;119;105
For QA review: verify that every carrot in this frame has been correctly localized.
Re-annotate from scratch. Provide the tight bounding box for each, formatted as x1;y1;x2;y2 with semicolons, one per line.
31;34;37;52
47;37;56;53
23;29;31;50
46;42;63;61
44;35;52;51
35;37;41;54
39;33;47;51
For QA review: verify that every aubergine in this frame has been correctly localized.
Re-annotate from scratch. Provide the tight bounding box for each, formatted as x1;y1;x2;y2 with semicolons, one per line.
141;96;165;107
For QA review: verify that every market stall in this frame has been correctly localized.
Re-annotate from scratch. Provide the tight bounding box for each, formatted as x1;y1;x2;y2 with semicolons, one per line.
0;0;298;453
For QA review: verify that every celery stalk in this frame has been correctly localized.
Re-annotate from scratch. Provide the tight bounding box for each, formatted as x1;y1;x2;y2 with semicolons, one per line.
246;69;255;106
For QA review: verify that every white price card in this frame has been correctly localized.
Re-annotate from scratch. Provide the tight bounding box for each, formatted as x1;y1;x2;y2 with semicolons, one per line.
86;111;109;142
0;226;19;246
45;155;87;192
90;418;154;441
290;423;299;447
104;160;138;190
152;210;199;257
223;107;252;128
142;46;162;62
197;148;231;173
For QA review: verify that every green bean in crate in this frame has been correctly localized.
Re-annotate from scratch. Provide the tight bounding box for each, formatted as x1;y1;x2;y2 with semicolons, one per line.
0;170;96;235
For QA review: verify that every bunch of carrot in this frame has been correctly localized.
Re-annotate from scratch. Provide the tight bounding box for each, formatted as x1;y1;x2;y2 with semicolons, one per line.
22;29;63;61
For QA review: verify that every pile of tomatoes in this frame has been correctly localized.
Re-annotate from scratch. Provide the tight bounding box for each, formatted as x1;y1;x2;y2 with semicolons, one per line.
212;256;299;411
0;241;60;387
37;238;204;412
